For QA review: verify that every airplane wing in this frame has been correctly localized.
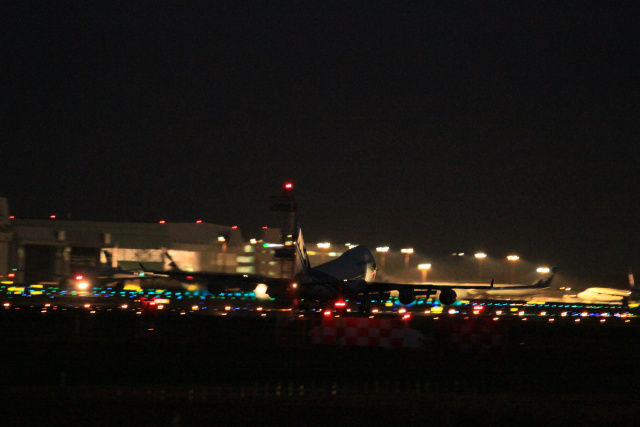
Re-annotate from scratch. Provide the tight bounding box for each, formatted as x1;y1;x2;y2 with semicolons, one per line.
487;267;557;290
362;273;554;305
354;280;495;305
138;263;292;293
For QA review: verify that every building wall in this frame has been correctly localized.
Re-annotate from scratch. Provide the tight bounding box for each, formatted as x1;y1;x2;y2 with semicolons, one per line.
0;232;12;276
7;219;255;284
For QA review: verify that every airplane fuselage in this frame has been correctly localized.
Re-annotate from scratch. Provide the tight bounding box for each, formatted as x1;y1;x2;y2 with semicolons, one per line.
269;245;377;304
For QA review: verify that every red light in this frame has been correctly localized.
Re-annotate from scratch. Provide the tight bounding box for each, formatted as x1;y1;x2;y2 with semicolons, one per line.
402;313;411;320
8;273;15;278
284;182;293;190
159;220;166;224
186;275;194;281
196;220;202;224
50;215;56;219
232;225;238;229
262;226;268;229
334;301;346;308
75;275;83;280
9;216;14;219
324;310;331;316
473;305;484;311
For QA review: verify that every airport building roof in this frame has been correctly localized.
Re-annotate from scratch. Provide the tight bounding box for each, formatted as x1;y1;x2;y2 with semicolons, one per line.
10;219;244;250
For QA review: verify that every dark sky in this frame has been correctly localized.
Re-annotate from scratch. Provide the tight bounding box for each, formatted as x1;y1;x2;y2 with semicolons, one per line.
4;2;640;278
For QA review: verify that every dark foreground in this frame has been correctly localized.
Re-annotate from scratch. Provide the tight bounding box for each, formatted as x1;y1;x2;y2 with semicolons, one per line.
1;307;639;426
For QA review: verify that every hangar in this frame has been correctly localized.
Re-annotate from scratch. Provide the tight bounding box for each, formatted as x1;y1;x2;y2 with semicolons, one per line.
0;196;293;286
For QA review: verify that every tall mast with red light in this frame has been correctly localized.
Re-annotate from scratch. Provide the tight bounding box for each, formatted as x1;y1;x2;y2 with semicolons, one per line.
270;182;297;279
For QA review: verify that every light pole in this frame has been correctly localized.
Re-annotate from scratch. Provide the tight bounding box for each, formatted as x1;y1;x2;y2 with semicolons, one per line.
401;248;414;280
317;242;330;263
474;252;487;281
376;247;389;271
418;263;431;283
507;255;519;284
451;252;464;282
218;236;227;273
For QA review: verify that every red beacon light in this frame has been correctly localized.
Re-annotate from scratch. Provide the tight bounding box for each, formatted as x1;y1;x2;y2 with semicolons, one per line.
284;182;293;190
334;300;347;308
50;215;56;219
75;275;84;280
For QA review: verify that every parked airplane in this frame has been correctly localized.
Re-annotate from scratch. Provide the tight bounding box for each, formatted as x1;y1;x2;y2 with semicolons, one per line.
572;269;637;305
453;267;558;300
138;251;261;293
63;250;147;291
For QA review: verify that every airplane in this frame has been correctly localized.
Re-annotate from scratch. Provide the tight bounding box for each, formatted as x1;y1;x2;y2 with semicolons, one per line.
452;267;558;300
138;251;262;293
61;250;148;292
139;223;505;310
571;268;638;305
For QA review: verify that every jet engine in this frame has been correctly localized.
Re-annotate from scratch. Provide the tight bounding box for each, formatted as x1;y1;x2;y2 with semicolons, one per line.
398;289;416;305
439;288;457;305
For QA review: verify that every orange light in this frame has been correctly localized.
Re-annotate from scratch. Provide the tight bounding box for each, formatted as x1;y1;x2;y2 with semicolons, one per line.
159;220;166;224
8;273;15;278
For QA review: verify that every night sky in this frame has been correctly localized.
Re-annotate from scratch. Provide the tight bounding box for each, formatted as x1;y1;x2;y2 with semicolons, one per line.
4;3;640;278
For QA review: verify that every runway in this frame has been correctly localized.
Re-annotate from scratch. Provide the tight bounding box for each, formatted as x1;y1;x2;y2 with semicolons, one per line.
2;286;640;424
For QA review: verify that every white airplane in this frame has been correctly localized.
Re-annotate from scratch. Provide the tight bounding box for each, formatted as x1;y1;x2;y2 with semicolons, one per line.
451;267;558;300
572;269;637;305
276;225;503;308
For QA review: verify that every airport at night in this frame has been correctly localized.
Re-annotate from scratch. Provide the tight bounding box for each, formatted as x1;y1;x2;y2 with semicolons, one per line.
5;2;640;425
2;184;640;424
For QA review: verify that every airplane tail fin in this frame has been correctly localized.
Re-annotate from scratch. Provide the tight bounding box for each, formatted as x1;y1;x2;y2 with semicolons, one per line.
102;249;124;271
534;266;558;288
101;249;113;268
294;222;311;273
164;252;181;271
